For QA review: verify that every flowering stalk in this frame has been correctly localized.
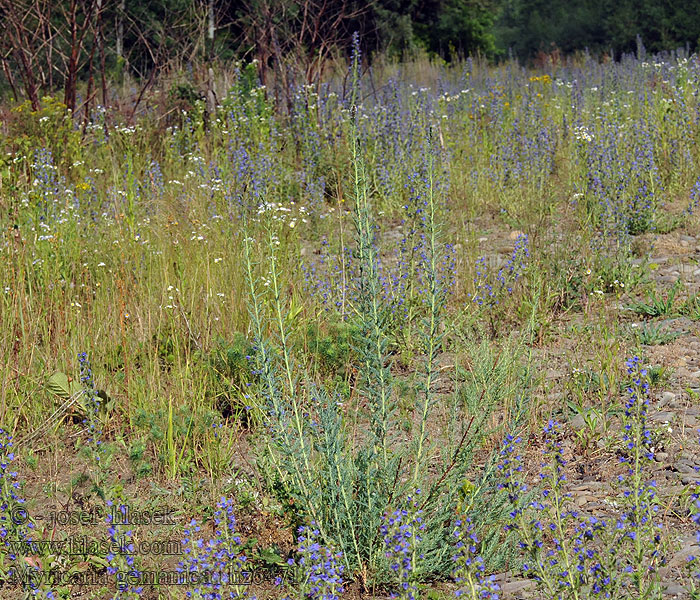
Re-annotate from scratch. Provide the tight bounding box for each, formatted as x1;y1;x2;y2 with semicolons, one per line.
77;352;107;484
470;234;529;319
291;523;344;600
177;497;253;599
381;491;425;600
0;429;56;598
615;357;663;597
451;516;500;599
105;499;143;599
498;425;588;599
686;445;700;593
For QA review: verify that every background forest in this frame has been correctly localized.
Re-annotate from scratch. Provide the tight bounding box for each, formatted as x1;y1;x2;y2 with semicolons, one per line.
2;0;700;111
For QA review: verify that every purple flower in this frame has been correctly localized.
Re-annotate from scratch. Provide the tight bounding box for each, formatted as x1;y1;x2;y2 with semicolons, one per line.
291;522;344;600
381;491;425;600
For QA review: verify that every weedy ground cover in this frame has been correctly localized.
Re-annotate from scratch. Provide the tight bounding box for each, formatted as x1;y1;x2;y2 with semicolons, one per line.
2;46;700;599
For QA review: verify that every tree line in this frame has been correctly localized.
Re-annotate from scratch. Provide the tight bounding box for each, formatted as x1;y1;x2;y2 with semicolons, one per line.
1;0;698;113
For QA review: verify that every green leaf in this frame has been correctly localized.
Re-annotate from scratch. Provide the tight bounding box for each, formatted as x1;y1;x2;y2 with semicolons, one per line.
257;546;284;566
46;372;81;399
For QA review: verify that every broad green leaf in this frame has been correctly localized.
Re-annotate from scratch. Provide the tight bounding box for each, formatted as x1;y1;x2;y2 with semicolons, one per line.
46;372;81;399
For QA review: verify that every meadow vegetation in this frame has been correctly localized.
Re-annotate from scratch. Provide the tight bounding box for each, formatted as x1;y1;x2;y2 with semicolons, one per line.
2;43;700;599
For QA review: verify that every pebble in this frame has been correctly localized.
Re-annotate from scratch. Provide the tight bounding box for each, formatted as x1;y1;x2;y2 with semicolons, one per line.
656;318;685;327
658;275;678;283
674;460;698;474
575;495;593;507
570;482;608;492
501;580;536;596
681;235;696;242
570;414;586;430
669;541;700;567
650;411;674;423
694;268;700;277
683;414;699;427
660;391;676;405
662;582;688;596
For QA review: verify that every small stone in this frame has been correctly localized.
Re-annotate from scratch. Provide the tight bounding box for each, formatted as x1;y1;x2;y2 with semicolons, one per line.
650;411;674;423
654;452;669;462
501;579;536;595
675;461;698;474
575;495;593;507
662;581;687;596
660;391;676;405
683;414;699;427
570;414;586;430
509;230;524;240
670;542;700;567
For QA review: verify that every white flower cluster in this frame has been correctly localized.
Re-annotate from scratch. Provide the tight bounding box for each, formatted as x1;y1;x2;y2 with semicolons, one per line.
573;125;593;142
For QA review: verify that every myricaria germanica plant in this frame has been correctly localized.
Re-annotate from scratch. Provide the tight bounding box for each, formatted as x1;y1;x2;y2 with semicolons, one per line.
242;38;515;591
